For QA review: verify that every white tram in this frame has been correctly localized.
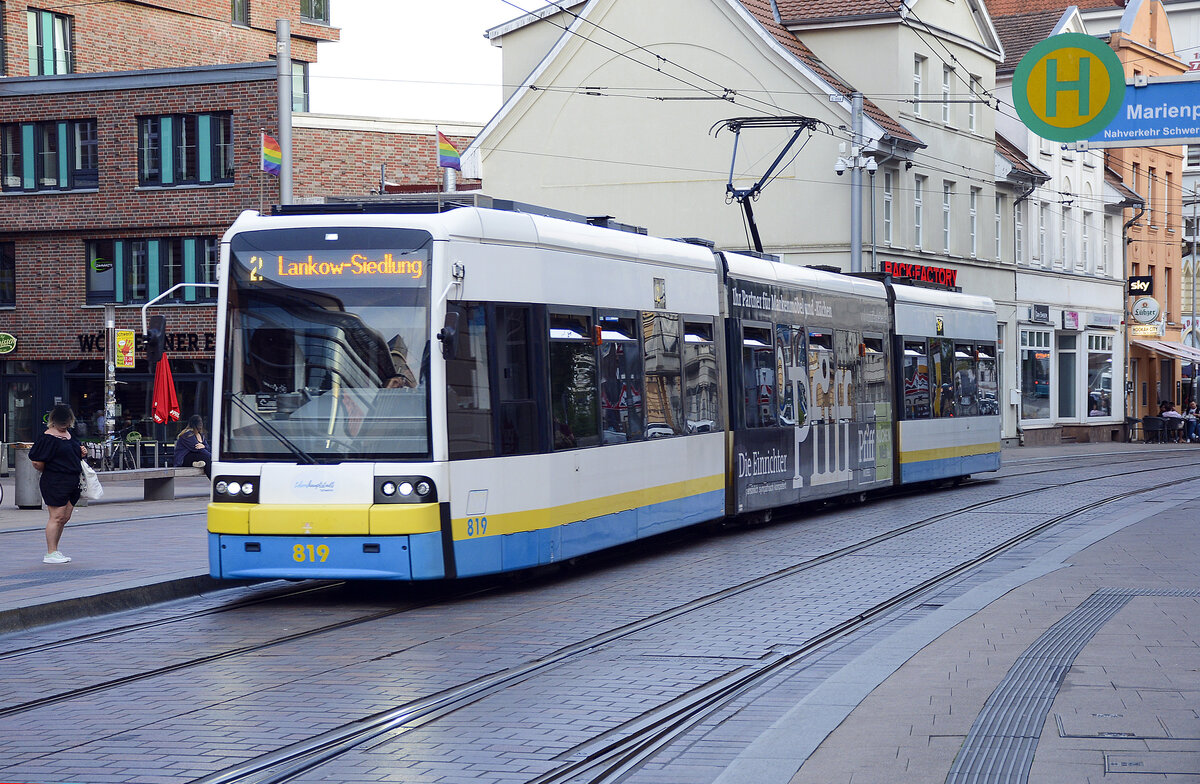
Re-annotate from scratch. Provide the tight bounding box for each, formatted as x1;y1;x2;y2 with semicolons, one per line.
207;203;999;581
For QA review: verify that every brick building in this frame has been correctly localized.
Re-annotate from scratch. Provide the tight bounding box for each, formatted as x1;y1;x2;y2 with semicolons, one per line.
0;2;478;452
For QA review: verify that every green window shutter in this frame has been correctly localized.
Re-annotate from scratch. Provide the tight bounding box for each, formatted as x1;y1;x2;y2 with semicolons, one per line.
160;116;174;185
184;238;198;302
147;239;160;297
114;240;125;303
20;124;34;189
198;115;212;183
40;12;54;76
57;122;68;187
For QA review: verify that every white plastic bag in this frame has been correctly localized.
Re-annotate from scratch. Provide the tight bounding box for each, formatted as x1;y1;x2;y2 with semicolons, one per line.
81;462;104;500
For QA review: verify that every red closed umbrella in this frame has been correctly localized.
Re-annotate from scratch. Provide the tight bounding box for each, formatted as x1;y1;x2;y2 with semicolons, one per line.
152;353;180;425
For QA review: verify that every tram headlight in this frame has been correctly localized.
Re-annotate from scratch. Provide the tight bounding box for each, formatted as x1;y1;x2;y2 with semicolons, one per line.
216;481;228;494
213;475;261;504
241;482;254;496
227;481;242;496
415;481;431;497
398;481;414;496
381;481;397;496
374;476;437;503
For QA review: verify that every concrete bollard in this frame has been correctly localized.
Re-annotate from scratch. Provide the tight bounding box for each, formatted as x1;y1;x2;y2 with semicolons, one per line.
13;443;42;510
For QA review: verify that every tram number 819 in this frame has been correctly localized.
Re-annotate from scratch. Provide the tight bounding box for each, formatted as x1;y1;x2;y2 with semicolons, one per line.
293;544;330;562
467;517;488;537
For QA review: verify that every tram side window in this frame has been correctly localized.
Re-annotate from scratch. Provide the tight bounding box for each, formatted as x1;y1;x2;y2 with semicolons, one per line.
549;310;600;449
643;311;684;437
902;340;930;419
954;343;979;417
684;320;722;432
807;330;834;423
836;330;859;420
446;303;493;460
598;312;644;443
496;306;539;456
977;343;999;416
742;325;776;428
862;336;888;407
930;338;956;418
773;324;804;428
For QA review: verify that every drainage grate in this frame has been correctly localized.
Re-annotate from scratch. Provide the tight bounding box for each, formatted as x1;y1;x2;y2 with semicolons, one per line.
946;588;1200;784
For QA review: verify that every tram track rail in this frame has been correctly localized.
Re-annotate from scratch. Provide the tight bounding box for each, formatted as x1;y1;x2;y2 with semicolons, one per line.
185;457;1200;784
3;453;1199;734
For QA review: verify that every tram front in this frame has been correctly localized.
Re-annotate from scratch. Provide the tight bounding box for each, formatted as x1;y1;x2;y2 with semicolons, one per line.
208;219;450;580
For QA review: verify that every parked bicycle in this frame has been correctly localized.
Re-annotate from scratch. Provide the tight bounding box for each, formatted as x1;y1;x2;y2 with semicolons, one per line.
89;426;140;472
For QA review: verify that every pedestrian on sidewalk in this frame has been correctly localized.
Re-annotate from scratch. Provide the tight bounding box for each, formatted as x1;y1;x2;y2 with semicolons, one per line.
28;405;87;565
173;415;212;478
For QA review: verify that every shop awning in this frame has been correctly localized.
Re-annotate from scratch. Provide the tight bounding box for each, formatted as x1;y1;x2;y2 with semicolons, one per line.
1131;338;1200;363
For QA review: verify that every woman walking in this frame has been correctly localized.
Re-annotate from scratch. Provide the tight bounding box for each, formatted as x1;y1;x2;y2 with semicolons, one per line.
29;405;87;564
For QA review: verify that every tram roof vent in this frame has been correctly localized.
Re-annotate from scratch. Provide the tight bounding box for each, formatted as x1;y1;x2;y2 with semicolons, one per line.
669;237;716;249
737;250;781;262
805;264;843;274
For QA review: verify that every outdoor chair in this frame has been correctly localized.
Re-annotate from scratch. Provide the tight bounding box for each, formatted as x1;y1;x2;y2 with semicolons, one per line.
1164;417;1186;443
1141;416;1166;443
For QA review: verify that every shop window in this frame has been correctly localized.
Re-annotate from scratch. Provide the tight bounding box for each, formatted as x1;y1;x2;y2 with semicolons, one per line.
684;320;722;432
0;242;14;307
549;310;598;449
0;119;97;191
902;340;930;419
598;312;643;443
26;9;73;75
1020;329;1051;420
644;312;684;436
1087;334;1113;417
1058;334;1077;418
138;113;234;186
300;0;329;23
446;303;493;460
741;324;774;428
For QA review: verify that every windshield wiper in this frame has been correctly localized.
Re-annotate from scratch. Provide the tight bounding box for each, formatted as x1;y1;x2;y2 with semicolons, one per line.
225;393;319;465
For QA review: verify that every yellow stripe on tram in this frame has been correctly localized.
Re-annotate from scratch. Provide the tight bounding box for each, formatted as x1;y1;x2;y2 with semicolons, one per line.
899;442;1002;464
452;474;724;539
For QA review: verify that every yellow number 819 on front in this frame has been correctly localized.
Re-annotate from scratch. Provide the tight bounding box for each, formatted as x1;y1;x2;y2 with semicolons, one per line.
293;543;330;562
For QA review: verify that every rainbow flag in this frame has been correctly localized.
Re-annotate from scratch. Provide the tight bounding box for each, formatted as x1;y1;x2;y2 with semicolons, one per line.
261;133;281;176
437;131;461;171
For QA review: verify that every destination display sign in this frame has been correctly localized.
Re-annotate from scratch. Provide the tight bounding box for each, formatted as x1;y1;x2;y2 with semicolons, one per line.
245;252;426;285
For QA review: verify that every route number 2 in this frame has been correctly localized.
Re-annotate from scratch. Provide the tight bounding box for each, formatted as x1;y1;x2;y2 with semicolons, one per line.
466;517;488;537
293;544;329;562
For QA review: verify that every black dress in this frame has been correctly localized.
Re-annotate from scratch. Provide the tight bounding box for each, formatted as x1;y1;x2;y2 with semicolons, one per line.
29;432;84;507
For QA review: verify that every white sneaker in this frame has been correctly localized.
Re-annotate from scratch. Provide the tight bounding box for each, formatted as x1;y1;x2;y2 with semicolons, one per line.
43;551;71;564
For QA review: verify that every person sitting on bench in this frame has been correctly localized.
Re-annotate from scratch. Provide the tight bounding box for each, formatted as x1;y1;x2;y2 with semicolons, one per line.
173;415;212;477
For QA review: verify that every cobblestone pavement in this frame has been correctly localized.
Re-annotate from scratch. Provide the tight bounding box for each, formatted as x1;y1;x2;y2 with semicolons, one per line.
0;445;1196;783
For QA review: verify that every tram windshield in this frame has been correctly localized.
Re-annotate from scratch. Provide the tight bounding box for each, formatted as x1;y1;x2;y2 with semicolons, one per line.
221;227;433;461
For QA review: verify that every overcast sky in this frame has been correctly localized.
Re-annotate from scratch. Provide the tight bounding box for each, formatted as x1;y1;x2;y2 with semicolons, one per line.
308;1;525;124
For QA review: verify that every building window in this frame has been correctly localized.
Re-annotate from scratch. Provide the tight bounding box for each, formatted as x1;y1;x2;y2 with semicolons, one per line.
1101;216;1111;274
232;0;249;25
300;0;329;24
1058;333;1077;419
994;193;1004;260
86;236;220;305
1;2;7;77
1147;167;1156;224
913;55;925;116
1082;212;1091;271
1015;200;1024;263
1020;329;1051;421
1038;202;1048;265
943;181;952;253
968;75;979;132
138;113;234;186
1131;162;1140;200
969;187;979;257
0;242;13;307
0;119;97;191
914;175;924;247
292;60;309;112
1087;334;1113;416
883;170;893;245
942;65;953;124
1061;205;1071;268
26;9;72;75
1188;145;1200;168
1165;171;1173;229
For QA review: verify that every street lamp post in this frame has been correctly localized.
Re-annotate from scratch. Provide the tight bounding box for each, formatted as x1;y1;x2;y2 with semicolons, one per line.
835;93;877;274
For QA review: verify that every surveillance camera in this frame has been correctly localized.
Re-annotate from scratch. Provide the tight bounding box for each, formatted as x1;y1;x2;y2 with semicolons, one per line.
835;159;847;176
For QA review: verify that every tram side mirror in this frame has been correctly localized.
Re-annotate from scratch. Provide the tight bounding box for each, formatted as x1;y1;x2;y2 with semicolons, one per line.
437;311;460;360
